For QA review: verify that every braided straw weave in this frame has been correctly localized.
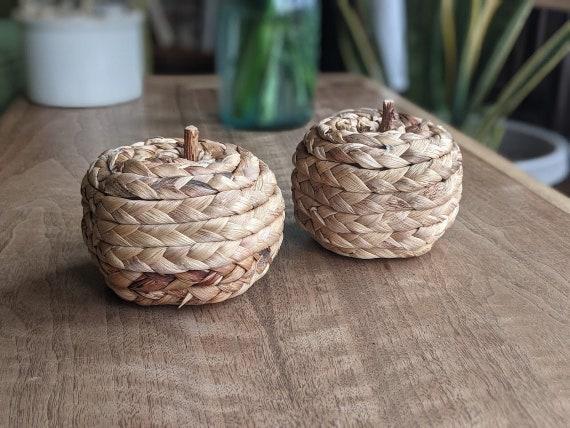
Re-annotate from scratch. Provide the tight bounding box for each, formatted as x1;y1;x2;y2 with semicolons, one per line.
81;126;285;306
291;100;462;259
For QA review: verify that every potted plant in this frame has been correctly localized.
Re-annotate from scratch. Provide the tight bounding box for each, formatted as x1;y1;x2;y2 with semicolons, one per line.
15;0;144;107
337;0;570;185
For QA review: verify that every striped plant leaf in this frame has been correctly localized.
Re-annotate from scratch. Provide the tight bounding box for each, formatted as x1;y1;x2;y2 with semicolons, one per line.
337;0;384;82
476;21;570;138
441;0;457;104
452;0;500;124
470;0;533;110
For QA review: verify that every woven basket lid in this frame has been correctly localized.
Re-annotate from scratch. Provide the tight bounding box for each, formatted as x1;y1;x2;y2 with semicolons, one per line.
86;126;269;201
302;100;458;170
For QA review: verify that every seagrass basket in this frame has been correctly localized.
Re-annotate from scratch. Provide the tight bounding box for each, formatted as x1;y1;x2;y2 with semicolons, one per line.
81;125;285;306
292;100;462;259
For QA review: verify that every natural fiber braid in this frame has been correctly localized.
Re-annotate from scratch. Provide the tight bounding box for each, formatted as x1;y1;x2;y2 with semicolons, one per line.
85;236;282;307
291;101;463;259
293;142;462;194
304;110;454;169
81;161;278;224
293;188;461;233
82;126;285;305
295;205;459;259
89;190;284;247
295;204;458;250
292;168;462;213
84;204;284;274
88;139;262;200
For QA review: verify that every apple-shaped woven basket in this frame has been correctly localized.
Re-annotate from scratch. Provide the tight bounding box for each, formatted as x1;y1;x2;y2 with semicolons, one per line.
292;100;462;259
81;126;285;306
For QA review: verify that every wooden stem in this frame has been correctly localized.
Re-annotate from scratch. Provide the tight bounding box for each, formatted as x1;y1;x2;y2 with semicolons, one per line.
379;99;397;132
184;125;200;161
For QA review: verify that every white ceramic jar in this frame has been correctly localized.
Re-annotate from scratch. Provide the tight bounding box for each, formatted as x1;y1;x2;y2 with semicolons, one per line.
20;7;143;107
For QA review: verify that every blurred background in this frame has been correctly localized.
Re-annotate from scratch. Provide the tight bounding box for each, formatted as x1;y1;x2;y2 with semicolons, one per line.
0;0;569;191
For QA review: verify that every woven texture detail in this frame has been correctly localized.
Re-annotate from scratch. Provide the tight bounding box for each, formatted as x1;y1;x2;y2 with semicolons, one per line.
82;131;285;306
291;102;463;259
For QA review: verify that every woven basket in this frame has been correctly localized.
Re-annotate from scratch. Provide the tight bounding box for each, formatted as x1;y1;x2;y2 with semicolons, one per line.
81;126;285;306
292;100;462;259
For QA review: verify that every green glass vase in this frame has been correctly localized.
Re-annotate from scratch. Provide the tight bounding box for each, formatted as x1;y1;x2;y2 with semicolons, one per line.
216;0;320;130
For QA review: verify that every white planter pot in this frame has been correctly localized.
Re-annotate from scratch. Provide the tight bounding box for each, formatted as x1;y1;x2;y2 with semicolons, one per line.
500;120;569;186
21;8;144;107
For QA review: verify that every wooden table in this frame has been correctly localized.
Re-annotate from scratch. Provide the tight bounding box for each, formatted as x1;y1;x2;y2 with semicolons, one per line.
1;75;568;427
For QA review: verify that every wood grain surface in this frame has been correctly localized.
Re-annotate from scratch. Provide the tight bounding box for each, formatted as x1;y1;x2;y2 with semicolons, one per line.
0;74;568;427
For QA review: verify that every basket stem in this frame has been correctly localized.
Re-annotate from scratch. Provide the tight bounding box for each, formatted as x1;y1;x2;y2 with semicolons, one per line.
184;126;200;161
379;100;397;132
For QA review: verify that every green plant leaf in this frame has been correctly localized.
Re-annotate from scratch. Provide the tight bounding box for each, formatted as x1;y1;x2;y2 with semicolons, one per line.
231;8;278;118
476;21;570;138
259;24;285;124
429;4;446;112
441;0;457;104
452;0;500;124
337;0;384;82
338;27;365;74
407;0;441;109
470;0;533;110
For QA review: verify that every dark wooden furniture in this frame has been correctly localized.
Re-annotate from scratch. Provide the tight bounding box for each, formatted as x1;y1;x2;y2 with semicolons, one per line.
0;75;568;426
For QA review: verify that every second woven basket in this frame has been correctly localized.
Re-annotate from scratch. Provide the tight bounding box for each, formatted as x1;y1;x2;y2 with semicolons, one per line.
292;100;462;259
